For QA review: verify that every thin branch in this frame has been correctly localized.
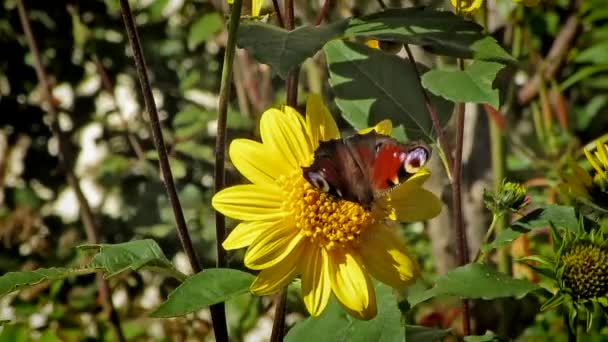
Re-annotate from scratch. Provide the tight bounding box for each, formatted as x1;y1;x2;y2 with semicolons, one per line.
16;1;125;341
452;59;471;336
403;45;453;179
517;14;579;104
269;290;288;342
377;0;387;9
271;0;285;27
315;0;331;26
118;1;229;341
284;0;298;107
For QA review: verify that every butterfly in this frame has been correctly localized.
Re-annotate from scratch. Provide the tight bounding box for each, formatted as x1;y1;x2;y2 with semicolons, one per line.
302;131;430;208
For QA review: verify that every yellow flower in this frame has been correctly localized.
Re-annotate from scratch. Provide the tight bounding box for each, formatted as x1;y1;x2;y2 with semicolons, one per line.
449;0;484;13
560;143;608;203
212;95;442;320
227;0;263;17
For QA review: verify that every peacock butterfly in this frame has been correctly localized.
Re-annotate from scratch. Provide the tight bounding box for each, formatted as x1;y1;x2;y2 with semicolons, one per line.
302;131;430;208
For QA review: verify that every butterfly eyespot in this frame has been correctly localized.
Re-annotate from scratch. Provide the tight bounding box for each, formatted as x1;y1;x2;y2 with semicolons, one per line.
307;172;331;192
404;147;428;174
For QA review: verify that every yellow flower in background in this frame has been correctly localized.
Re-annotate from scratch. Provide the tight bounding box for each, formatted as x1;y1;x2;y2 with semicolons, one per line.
228;0;263;17
212;95;442;320
560;142;608;209
450;0;484;13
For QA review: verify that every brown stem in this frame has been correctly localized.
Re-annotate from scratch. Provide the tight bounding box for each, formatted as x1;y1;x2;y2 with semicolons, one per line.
284;0;299;107
377;0;387;9
272;0;285;27
517;13;579;104
403;45;454;170
118;1;228;340
16;1;125;341
269;290;288;342
315;0;331;26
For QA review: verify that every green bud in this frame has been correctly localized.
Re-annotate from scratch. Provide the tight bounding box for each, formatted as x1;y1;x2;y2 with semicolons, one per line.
484;180;528;214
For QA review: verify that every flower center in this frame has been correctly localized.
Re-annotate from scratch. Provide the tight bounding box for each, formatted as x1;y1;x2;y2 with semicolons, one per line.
280;175;373;250
561;243;608;300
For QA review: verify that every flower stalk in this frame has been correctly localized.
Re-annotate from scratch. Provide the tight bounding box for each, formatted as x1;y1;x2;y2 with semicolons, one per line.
119;0;229;340
17;0;125;340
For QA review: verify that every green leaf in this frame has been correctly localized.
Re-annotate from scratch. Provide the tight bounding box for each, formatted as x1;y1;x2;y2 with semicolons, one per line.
421;60;505;108
463;331;499;342
286;282;404;342
82;239;185;281
237;19;350;78
344;8;514;63
405;325;452;341
512;205;578;232
324;39;453;140
175;141;214;161
188;12;223;50
408;263;540;307
575;41;608;64
0;267;95;298
151;268;255;317
482;205;578;253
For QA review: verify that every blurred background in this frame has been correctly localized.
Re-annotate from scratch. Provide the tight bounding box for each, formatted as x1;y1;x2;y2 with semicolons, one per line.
1;0;606;340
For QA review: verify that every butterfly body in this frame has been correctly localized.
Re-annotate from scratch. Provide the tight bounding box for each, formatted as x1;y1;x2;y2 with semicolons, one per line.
302;131;430;208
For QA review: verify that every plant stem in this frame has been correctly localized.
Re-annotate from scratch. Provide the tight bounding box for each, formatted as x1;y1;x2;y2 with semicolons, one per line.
315;0;331;25
474;214;501;262
119;1;228;340
271;0;285;27
284;0;298;107
489;115;510;274
270;290;288;342
17;1;125;341
403;45;453;181
452;100;471;336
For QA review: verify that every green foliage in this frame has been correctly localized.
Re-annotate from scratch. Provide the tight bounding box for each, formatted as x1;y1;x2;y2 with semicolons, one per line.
0;240;181;299
422;61;505;108
151;269;255;317
404;325;452;341
286;283;404;342
408;263;540;307
324;40;453;140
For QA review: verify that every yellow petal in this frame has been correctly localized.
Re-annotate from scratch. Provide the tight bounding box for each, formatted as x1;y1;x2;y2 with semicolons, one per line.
358;120;393;135
597;143;608;166
358;224;420;288
328;250;377;320
366;40;380;49
450;0;484;13
245;220;304;270
251;0;263;16
301;246;331;317
250;242;305;295
229;139;292;185
260;108;312;170
387;187;442;222
212;184;287;221
223;219;281;250
305;94;340;150
584;148;604;178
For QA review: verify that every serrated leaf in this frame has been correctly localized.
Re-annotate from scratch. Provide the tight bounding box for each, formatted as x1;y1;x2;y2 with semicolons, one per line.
405;325;452;342
0;267;96;298
237;19;350;78
286;282;404;342
82;239;184;280
345;8;514;63
188;12;223;50
151;268;255;317
421;60;505;108
324;39;453;140
408;263;540;307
